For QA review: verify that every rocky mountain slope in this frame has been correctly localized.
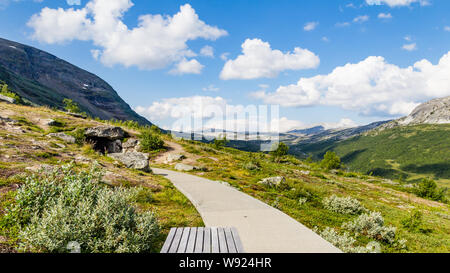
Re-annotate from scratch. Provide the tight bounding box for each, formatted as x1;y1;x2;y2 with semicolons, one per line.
0;37;150;125
380;96;450;129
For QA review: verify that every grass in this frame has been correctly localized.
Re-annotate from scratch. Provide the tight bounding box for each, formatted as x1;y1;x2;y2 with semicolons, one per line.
153;137;450;253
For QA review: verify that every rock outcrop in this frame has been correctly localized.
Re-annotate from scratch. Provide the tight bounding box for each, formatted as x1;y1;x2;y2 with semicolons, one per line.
109;152;150;172
122;138;141;152
0;94;15;104
166;154;185;163
85;126;126;153
258;176;286;187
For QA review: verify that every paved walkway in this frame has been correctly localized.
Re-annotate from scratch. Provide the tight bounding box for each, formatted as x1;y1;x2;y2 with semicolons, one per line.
152;168;341;253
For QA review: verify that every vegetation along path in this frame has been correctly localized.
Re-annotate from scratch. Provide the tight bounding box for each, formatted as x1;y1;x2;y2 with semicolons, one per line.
152;167;341;253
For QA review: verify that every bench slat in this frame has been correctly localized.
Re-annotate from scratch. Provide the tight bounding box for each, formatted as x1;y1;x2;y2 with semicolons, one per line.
168;228;184;253
224;227;237;253
160;228;177;253
231;227;245;253
194;227;204;253
185;227;197;253
203;227;211;253
218;227;228;253
211;227;219;253
177;227;191;253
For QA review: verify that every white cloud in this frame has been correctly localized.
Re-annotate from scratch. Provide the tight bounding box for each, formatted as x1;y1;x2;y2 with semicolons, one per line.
67;0;81;5
169;58;204;75
303;21;319;31
404;35;412;41
200;45;214;57
322;37;330;42
365;0;430;7
27;1;227;72
253;52;450;117
322;118;359;130
220;52;230;61
378;13;393;19
445;26;450;32
336;22;351;27
203;84;219;92
402;43;417;51
353;15;369;23
220;38;319;80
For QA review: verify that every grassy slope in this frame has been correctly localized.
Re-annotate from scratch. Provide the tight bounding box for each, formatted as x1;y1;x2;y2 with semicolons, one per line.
297;124;450;190
0;102;202;252
152;138;450;253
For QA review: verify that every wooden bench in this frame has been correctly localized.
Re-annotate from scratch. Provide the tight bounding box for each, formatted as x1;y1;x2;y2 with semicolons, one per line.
160;227;245;253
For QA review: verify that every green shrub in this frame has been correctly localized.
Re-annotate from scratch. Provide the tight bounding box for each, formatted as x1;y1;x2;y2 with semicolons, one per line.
342;211;397;244
213;136;228;149
321;151;341;170
270;142;289;158
401;210;423;232
243;161;260;171
0;83;21;103
139;130;164;152
8;165;159;253
322;195;366;215
415;178;446;202
316;227;381;253
68;128;86;145
63;98;82;113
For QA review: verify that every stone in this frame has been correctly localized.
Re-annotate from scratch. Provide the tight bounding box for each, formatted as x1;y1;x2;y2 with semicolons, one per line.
106;139;122;153
122;138;141;152
47;132;76;144
166;154;185;163
0;94;16;104
258;176;286;187
300;170;310;175
85;126;125;140
174;163;196;171
109;152;150;172
66;112;87;119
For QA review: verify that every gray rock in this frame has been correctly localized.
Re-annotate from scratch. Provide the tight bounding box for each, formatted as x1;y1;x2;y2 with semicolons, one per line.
0;94;16;104
122;138;140;152
166;154;185;163
106;139;122;153
174;163;196;171
258;176;286;187
47;132;76;143
109;152;150;172
300;170;310;175
85;126;125;140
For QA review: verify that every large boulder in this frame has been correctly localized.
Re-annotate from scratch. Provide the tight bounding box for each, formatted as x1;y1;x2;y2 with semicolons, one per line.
166;154;185;163
106;139;122;153
109;152;150;172
258;176;286;187
122;138;141;152
85;126;125;140
174;163;196;171
47;132;76;144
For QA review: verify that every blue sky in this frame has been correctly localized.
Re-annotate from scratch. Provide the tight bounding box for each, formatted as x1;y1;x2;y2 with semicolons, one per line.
1;0;450;132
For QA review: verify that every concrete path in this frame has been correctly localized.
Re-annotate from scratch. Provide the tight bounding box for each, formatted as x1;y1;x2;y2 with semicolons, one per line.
152;168;341;253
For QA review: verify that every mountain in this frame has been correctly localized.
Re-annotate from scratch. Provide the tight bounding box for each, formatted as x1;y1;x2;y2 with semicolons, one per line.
288;126;325;135
0;37;151;125
298;97;450;188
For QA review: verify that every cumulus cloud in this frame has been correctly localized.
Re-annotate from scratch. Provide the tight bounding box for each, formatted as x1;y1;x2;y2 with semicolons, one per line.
402;43;417;51
220;38;319;80
353;15;369;23
27;1;227;73
169;58;204;75
200;45;214;57
303;21;319;31
203;84;220;92
378;13;393;19
253;52;450;117
365;0;430;7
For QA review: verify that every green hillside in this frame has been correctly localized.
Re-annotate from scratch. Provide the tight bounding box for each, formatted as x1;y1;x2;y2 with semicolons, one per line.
298;124;450;189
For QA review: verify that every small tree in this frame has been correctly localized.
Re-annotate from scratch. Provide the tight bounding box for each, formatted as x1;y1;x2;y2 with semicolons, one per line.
149;125;161;135
213;135;228;149
321;151;341;170
139;130;164;152
270;142;289;158
63;98;81;113
415;178;446;202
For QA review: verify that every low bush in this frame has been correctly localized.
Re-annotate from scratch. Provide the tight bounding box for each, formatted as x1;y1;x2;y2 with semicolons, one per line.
7;165;159;253
316;227;381;253
320;151;341;170
342;211;396;244
322;195;366;215
415;178;446;203
139;130;164;152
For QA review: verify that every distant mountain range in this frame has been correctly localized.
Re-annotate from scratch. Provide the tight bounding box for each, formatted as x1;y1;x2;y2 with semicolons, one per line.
0;37;150;125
